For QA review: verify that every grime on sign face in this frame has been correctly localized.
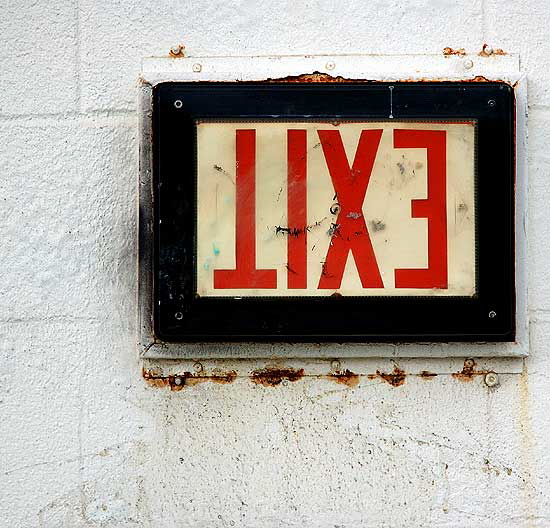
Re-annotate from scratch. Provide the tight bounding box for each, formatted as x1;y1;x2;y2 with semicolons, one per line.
196;120;476;298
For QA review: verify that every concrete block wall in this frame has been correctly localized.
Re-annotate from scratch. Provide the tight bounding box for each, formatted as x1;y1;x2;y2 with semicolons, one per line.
1;1;549;526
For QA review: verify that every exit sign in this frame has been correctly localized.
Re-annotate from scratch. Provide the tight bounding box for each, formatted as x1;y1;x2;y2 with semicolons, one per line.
150;82;515;342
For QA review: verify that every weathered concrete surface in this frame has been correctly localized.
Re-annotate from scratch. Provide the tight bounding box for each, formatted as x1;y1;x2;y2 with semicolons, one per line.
1;0;549;526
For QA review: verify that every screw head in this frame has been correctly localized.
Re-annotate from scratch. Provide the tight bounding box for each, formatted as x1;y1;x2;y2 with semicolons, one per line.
488;310;497;319
174;100;183;109
175;311;183;320
174;377;183;386
326;61;336;70
192;63;202;73
464;358;475;369
485;46;494;55
464;59;474;70
488;99;496;108
193;362;203;373
170;45;181;55
331;360;341;371
484;372;500;387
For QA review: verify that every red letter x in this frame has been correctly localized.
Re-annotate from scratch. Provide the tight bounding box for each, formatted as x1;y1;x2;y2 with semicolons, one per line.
318;129;384;289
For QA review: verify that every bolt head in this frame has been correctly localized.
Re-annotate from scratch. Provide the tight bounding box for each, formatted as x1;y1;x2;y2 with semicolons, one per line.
485;46;494;55
170;45;181;55
488;310;497;319
464;59;474;70
174;377;183;386
464;358;475;369
174;100;183;109
484;372;500;387
325;61;336;70
331;360;341;371
174;311;183;319
193;362;204;373
192;63;202;72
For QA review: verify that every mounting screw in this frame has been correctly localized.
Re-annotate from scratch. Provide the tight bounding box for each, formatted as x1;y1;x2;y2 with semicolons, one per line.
282;379;289;386
485;46;494;55
326;61;336;70
463;59;474;70
174;377;183;386
175;311;183;320
193;362;203;373
174;100;183;109
488;99;496;108
488;310;497;319
170;44;185;57
331;360;341;371
484;372;500;387
464;358;475;369
192;63;202;73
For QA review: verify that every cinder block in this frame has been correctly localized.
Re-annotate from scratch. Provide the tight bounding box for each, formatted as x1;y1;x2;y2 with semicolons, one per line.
79;0;484;111
526;110;550;309
0;0;78;115
0;117;137;321
485;0;550;108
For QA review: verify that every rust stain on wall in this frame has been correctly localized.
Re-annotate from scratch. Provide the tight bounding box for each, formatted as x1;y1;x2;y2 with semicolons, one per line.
250;367;305;387
372;367;407;387
452;359;486;382
258;72;359;83
142;368;237;391
238;72;505;86
326;369;360;387
169;45;185;58
479;43;507;57
143;363;502;390
443;47;466;56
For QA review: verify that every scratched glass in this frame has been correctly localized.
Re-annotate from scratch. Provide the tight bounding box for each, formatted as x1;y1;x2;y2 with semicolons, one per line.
196;120;476;297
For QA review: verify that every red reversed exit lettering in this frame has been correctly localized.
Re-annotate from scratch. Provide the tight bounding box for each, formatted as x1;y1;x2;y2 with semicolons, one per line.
197;121;475;297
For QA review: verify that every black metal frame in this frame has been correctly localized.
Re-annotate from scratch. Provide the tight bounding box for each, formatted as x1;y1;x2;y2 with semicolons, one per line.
152;82;515;342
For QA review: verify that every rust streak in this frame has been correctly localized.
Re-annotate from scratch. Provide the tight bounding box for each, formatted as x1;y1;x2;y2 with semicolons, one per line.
250;367;304;387
236;72;507;86
326;369;360;387
479;44;507;57
142;368;237;390
374;366;406;387
169;45;185;58
443;47;466;57
452;359;486;382
255;72;359;83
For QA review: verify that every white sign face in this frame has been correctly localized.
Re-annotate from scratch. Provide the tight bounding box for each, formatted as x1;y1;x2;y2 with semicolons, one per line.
196;120;476;297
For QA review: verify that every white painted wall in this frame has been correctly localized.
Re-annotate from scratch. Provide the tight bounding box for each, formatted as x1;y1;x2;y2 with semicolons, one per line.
1;1;549;527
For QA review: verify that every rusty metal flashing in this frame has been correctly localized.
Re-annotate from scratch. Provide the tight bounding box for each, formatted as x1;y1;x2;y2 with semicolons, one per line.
141;53;521;86
141;357;523;390
138;53;528;360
